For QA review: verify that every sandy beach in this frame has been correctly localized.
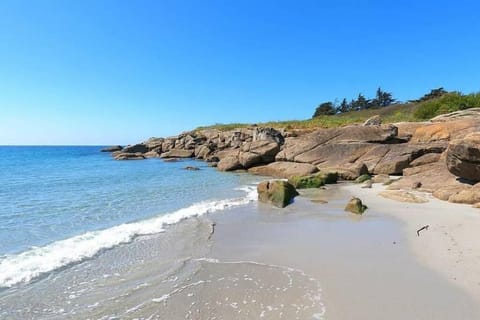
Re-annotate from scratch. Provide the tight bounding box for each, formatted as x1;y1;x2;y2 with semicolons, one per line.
2;179;479;319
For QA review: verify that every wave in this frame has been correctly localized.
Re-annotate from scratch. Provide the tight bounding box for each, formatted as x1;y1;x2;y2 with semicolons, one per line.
0;185;258;288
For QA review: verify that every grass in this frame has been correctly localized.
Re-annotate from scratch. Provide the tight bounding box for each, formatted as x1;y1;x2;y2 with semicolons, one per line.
196;92;480;132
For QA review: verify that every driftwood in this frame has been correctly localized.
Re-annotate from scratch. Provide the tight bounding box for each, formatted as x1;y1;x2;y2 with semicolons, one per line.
417;225;429;236
208;222;216;240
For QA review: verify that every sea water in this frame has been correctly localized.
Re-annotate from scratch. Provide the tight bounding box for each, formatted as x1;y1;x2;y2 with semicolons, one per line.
0;146;259;288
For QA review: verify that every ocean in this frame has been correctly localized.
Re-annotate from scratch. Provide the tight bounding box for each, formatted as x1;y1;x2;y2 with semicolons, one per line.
0;146;260;289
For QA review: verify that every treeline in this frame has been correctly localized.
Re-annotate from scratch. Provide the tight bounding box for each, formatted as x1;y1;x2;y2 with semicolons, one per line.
312;87;449;118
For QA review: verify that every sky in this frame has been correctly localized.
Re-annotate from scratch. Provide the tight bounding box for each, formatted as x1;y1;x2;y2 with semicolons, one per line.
1;0;479;145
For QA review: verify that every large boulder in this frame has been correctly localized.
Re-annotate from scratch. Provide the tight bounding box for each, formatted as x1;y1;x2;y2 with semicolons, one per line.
252;127;285;144
122;143;149;154
144;137;164;151
238;140;280;168
288;172;338;189
217;150;242;171
275;125;398;162
248;162;318;178
257;180;299;208
446;132;480;182
160;149;194;158
113;152;145;160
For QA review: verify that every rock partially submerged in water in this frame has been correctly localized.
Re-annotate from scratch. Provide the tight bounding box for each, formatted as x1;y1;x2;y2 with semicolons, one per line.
101;145;123;152
184;166;200;171
344;197;367;214
257;180;299;208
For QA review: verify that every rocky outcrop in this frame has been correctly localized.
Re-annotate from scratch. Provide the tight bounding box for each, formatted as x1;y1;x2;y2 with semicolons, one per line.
105;108;480;208
257;180;299;208
446;132;480;182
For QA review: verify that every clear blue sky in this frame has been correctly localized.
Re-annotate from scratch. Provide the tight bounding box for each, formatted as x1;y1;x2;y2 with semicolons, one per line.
1;0;479;145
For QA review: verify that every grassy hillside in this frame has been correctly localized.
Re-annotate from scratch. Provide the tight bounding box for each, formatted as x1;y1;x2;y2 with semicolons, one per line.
196;92;480;131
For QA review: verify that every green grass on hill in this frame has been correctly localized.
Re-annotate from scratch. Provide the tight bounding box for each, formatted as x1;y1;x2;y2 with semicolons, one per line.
196;92;480;132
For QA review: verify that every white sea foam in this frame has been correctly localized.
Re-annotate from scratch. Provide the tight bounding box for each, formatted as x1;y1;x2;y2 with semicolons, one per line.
0;186;257;288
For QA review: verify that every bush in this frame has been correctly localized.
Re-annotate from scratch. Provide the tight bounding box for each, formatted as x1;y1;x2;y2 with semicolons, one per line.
414;92;480;120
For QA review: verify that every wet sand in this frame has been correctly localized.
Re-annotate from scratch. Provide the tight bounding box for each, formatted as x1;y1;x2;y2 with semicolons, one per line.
1;182;479;319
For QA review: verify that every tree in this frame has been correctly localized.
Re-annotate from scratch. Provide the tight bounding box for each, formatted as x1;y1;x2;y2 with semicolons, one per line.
417;87;448;102
312;102;336;117
372;87;395;107
355;93;370;110
336;98;350;113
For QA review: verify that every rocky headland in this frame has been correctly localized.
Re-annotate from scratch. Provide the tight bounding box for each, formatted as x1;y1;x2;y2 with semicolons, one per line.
105;108;480;208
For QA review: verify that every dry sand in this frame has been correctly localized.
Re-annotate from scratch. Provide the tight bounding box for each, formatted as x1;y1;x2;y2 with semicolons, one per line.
342;182;480;299
207;183;480;319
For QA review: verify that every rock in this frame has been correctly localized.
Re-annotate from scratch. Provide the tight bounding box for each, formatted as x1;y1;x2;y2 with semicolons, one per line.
217;150;242;171
248;162;318;179
160;149;194;158
184;166;200;171
409;153;441;167
208;162;218;167
288;172;337;189
252;127;285;144
144;150;161;158
344;197;367;214
122;143;149;154
355;174;371;183
363;115;382;126
144;137;164;150
362;180;373;188
446;132;480;182
394;122;431;141
238;140;280;168
411;181;422;189
113;152;145;160
101;145;123;152
431;108;480;122
379;190;428;203
324;163;369;180
163;158;180;162
276;125;398;163
372;143;445;175
195;145;211;159
448;183;480;204
411;119;480;143
257;180;299;208
371;174;390;184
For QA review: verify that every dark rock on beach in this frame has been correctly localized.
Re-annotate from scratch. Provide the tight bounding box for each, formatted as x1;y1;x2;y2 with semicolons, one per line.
257;180;299;208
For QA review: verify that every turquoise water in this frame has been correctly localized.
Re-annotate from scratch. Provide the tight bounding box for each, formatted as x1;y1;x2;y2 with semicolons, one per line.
0;146;259;287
